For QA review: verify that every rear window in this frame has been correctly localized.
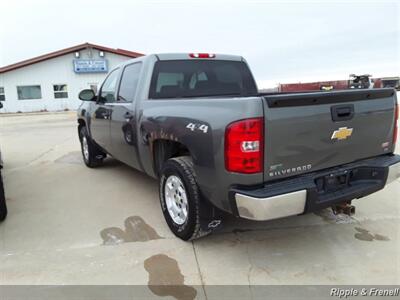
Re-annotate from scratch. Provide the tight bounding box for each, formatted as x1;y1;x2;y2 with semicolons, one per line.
149;60;258;99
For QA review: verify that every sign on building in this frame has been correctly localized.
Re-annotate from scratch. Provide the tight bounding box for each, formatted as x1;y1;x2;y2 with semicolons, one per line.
73;59;108;73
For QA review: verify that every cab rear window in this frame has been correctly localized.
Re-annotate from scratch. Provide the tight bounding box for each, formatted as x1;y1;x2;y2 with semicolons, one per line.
149;60;257;99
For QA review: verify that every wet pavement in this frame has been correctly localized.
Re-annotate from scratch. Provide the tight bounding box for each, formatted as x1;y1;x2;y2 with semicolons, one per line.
0;112;399;293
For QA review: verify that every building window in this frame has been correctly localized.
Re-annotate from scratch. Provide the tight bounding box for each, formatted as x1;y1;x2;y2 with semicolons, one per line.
17;85;42;100
89;84;98;94
0;87;5;101
53;84;68;98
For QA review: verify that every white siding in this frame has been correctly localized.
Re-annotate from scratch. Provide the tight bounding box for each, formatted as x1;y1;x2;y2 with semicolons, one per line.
0;48;132;113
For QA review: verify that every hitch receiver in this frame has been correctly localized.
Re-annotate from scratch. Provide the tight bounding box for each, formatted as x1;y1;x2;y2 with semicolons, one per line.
332;202;355;216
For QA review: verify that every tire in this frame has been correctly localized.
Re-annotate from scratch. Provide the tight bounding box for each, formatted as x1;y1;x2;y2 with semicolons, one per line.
0;170;7;222
79;126;106;168
159;156;219;241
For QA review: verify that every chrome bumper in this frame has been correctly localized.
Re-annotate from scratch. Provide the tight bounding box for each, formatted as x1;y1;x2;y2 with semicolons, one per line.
386;161;400;184
234;156;400;221
235;190;307;221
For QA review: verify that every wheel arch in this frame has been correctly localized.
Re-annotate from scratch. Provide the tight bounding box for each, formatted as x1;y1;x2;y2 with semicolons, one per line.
152;139;192;177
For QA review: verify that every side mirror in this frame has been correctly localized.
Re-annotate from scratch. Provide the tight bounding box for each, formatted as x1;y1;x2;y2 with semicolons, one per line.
79;89;96;101
0;102;3;109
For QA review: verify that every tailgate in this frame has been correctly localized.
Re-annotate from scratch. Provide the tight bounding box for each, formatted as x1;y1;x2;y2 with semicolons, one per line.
263;88;397;181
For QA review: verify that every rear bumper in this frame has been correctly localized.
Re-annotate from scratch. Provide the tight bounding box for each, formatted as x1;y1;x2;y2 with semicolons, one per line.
235;190;307;221
231;154;400;221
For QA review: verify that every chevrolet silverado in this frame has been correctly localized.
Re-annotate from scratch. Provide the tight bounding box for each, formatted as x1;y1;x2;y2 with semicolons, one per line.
77;53;399;240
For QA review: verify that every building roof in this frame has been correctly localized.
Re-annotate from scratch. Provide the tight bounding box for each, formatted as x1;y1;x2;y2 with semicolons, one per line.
0;42;144;74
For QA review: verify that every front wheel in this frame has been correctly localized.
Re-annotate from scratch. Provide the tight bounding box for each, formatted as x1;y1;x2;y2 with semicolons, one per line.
79;126;106;168
0;170;7;222
159;156;221;241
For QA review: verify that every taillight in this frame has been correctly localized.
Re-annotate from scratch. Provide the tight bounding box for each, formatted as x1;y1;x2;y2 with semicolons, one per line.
189;53;215;58
225;118;264;174
394;103;398;148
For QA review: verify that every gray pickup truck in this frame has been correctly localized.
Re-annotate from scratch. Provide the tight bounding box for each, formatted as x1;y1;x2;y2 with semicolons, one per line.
77;53;400;240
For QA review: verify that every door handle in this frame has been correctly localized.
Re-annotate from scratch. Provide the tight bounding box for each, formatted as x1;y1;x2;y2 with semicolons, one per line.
331;104;354;121
98;112;110;119
337;108;351;117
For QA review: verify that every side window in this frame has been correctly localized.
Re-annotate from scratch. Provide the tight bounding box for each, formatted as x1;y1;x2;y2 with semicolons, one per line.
118;62;142;103
100;69;119;103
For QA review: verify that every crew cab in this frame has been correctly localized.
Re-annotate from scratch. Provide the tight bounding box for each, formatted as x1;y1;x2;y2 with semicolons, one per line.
77;53;399;240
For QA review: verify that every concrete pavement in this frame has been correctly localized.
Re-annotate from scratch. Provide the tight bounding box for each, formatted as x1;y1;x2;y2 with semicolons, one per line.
0;112;399;296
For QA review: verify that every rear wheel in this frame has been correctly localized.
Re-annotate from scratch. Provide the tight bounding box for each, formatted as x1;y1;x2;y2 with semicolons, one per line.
159;156;220;240
79;126;106;168
0;170;7;222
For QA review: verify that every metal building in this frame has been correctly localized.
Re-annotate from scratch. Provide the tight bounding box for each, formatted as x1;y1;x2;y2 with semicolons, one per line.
0;43;143;113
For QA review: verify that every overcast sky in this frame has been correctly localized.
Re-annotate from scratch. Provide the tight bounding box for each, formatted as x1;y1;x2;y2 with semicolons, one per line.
1;0;399;88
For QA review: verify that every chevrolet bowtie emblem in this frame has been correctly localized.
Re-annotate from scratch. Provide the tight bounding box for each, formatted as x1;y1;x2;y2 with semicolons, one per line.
331;127;353;140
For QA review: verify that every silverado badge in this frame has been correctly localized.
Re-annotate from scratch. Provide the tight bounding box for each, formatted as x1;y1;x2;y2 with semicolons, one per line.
331;127;353;140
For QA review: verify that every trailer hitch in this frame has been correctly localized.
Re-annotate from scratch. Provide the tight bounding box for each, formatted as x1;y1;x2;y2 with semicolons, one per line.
332;202;355;216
